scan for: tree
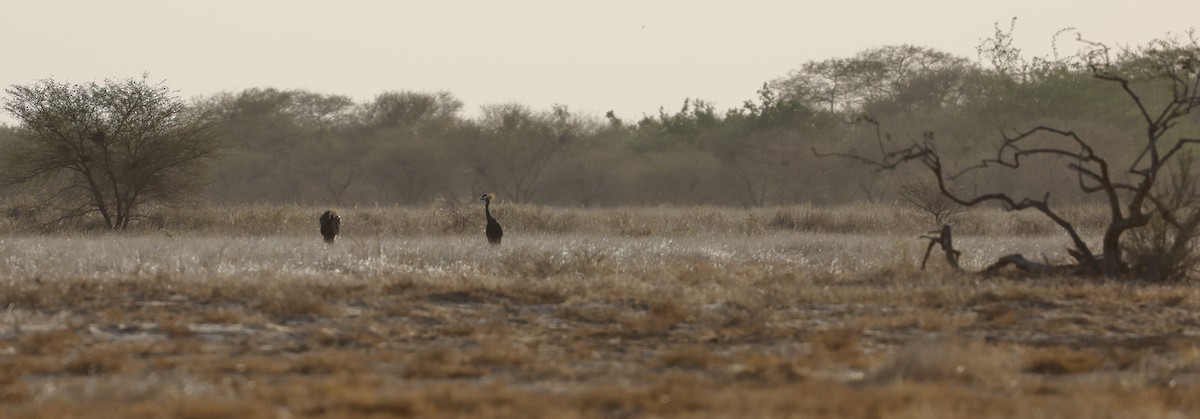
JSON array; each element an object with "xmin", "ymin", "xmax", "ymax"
[
  {"xmin": 199, "ymin": 88, "xmax": 322, "ymax": 203},
  {"xmin": 771, "ymin": 45, "xmax": 971, "ymax": 114},
  {"xmin": 364, "ymin": 134, "xmax": 451, "ymax": 204},
  {"xmin": 2, "ymin": 76, "xmax": 219, "ymax": 229},
  {"xmin": 359, "ymin": 90, "xmax": 462, "ymax": 133},
  {"xmin": 292, "ymin": 131, "xmax": 368, "ymax": 206},
  {"xmin": 898, "ymin": 178, "xmax": 965, "ymax": 226},
  {"xmin": 359, "ymin": 91, "xmax": 463, "ymax": 204},
  {"xmin": 826, "ymin": 34, "xmax": 1200, "ymax": 278},
  {"xmin": 462, "ymin": 104, "xmax": 577, "ymax": 203},
  {"xmin": 635, "ymin": 146, "xmax": 720, "ymax": 204},
  {"xmin": 200, "ymin": 88, "xmax": 362, "ymax": 204},
  {"xmin": 285, "ymin": 93, "xmax": 362, "ymax": 205},
  {"xmin": 543, "ymin": 122, "xmax": 633, "ymax": 207},
  {"xmin": 715, "ymin": 86, "xmax": 825, "ymax": 206}
]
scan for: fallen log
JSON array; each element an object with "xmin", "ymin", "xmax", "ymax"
[
  {"xmin": 980, "ymin": 253, "xmax": 1055, "ymax": 275},
  {"xmin": 920, "ymin": 225, "xmax": 1081, "ymax": 277}
]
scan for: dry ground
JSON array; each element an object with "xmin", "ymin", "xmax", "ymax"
[{"xmin": 0, "ymin": 205, "xmax": 1198, "ymax": 418}]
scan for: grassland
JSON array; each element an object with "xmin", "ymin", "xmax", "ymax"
[{"xmin": 1, "ymin": 203, "xmax": 1198, "ymax": 418}]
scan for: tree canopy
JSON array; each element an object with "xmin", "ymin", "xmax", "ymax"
[
  {"xmin": 2, "ymin": 76, "xmax": 219, "ymax": 229},
  {"xmin": 2, "ymin": 27, "xmax": 1197, "ymax": 214}
]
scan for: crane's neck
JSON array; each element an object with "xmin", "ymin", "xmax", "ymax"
[{"xmin": 485, "ymin": 200, "xmax": 494, "ymax": 220}]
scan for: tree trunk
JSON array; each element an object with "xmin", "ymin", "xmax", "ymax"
[{"xmin": 1100, "ymin": 224, "xmax": 1128, "ymax": 277}]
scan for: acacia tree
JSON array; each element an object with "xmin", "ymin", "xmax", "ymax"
[
  {"xmin": 2, "ymin": 76, "xmax": 219, "ymax": 229},
  {"xmin": 828, "ymin": 35, "xmax": 1200, "ymax": 277}
]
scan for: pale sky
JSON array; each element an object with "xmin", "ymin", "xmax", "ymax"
[{"xmin": 1, "ymin": 0, "xmax": 1196, "ymax": 121}]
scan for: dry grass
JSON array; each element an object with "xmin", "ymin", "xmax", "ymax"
[
  {"xmin": 0, "ymin": 204, "xmax": 1197, "ymax": 418},
  {"xmin": 0, "ymin": 201, "xmax": 1112, "ymax": 237}
]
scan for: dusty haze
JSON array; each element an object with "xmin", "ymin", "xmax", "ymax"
[{"xmin": 2, "ymin": 0, "xmax": 1196, "ymax": 120}]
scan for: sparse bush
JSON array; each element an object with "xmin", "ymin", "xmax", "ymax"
[
  {"xmin": 606, "ymin": 209, "xmax": 656, "ymax": 236},
  {"xmin": 898, "ymin": 179, "xmax": 965, "ymax": 227},
  {"xmin": 1124, "ymin": 152, "xmax": 1200, "ymax": 282},
  {"xmin": 0, "ymin": 194, "xmax": 51, "ymax": 233},
  {"xmin": 432, "ymin": 195, "xmax": 474, "ymax": 234},
  {"xmin": 497, "ymin": 245, "xmax": 612, "ymax": 278}
]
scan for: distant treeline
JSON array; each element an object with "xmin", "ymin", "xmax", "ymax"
[{"xmin": 5, "ymin": 40, "xmax": 1199, "ymax": 208}]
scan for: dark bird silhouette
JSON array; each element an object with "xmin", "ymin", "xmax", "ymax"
[
  {"xmin": 319, "ymin": 210, "xmax": 341, "ymax": 243},
  {"xmin": 481, "ymin": 193, "xmax": 503, "ymax": 245}
]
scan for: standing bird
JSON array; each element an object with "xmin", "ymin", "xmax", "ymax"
[
  {"xmin": 481, "ymin": 193, "xmax": 503, "ymax": 245},
  {"xmin": 319, "ymin": 210, "xmax": 341, "ymax": 243}
]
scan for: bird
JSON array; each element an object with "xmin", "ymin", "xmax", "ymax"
[
  {"xmin": 481, "ymin": 193, "xmax": 503, "ymax": 245},
  {"xmin": 319, "ymin": 210, "xmax": 341, "ymax": 243}
]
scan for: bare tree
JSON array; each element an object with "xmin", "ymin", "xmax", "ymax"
[
  {"xmin": 823, "ymin": 35, "xmax": 1200, "ymax": 277},
  {"xmin": 3, "ymin": 76, "xmax": 219, "ymax": 230},
  {"xmin": 722, "ymin": 129, "xmax": 797, "ymax": 206},
  {"xmin": 898, "ymin": 178, "xmax": 965, "ymax": 226},
  {"xmin": 283, "ymin": 92, "xmax": 362, "ymax": 205},
  {"xmin": 464, "ymin": 104, "xmax": 577, "ymax": 203},
  {"xmin": 293, "ymin": 135, "xmax": 366, "ymax": 206}
]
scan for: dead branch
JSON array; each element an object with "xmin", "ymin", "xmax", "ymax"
[
  {"xmin": 817, "ymin": 36, "xmax": 1200, "ymax": 279},
  {"xmin": 978, "ymin": 254, "xmax": 1077, "ymax": 277},
  {"xmin": 918, "ymin": 225, "xmax": 1087, "ymax": 277},
  {"xmin": 919, "ymin": 224, "xmax": 961, "ymax": 271}
]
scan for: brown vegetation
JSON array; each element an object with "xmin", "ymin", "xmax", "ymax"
[{"xmin": 0, "ymin": 205, "xmax": 1197, "ymax": 417}]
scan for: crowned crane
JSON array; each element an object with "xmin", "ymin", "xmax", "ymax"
[
  {"xmin": 319, "ymin": 210, "xmax": 341, "ymax": 243},
  {"xmin": 481, "ymin": 193, "xmax": 503, "ymax": 245}
]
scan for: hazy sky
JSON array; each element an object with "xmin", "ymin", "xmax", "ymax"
[{"xmin": 1, "ymin": 0, "xmax": 1196, "ymax": 121}]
